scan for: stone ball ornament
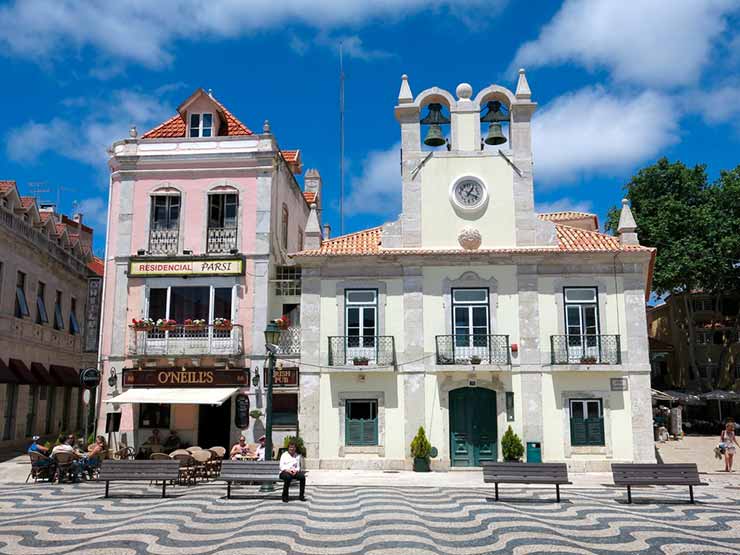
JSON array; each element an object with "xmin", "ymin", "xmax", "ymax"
[
  {"xmin": 456, "ymin": 82, "xmax": 473, "ymax": 100},
  {"xmin": 458, "ymin": 226, "xmax": 482, "ymax": 250}
]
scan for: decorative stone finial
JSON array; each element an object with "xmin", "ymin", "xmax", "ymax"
[
  {"xmin": 515, "ymin": 68, "xmax": 532, "ymax": 100},
  {"xmin": 398, "ymin": 74, "xmax": 413, "ymax": 104},
  {"xmin": 458, "ymin": 226, "xmax": 482, "ymax": 250},
  {"xmin": 617, "ymin": 198, "xmax": 639, "ymax": 245},
  {"xmin": 207, "ymin": 88, "xmax": 214, "ymax": 98},
  {"xmin": 263, "ymin": 120, "xmax": 271, "ymax": 134},
  {"xmin": 129, "ymin": 125, "xmax": 137, "ymax": 138},
  {"xmin": 456, "ymin": 82, "xmax": 473, "ymax": 100}
]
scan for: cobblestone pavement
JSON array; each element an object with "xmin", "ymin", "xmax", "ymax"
[{"xmin": 0, "ymin": 481, "xmax": 739, "ymax": 555}]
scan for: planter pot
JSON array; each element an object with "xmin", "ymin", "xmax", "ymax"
[
  {"xmin": 183, "ymin": 325, "xmax": 206, "ymax": 332},
  {"xmin": 134, "ymin": 326, "xmax": 153, "ymax": 332},
  {"xmin": 214, "ymin": 325, "xmax": 233, "ymax": 332},
  {"xmin": 353, "ymin": 360, "xmax": 369, "ymax": 366},
  {"xmin": 470, "ymin": 358, "xmax": 482, "ymax": 365},
  {"xmin": 413, "ymin": 457, "xmax": 431, "ymax": 472},
  {"xmin": 158, "ymin": 326, "xmax": 176, "ymax": 332}
]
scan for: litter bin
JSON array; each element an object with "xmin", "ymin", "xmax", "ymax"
[{"xmin": 526, "ymin": 442, "xmax": 542, "ymax": 463}]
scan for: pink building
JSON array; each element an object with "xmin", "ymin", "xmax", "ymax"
[{"xmin": 97, "ymin": 89, "xmax": 319, "ymax": 453}]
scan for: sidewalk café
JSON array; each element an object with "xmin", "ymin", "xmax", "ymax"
[{"xmin": 106, "ymin": 368, "xmax": 250, "ymax": 456}]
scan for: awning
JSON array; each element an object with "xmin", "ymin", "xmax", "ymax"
[
  {"xmin": 651, "ymin": 388, "xmax": 676, "ymax": 402},
  {"xmin": 49, "ymin": 365, "xmax": 80, "ymax": 387},
  {"xmin": 8, "ymin": 358, "xmax": 39, "ymax": 385},
  {"xmin": 0, "ymin": 359, "xmax": 19, "ymax": 384},
  {"xmin": 30, "ymin": 362, "xmax": 57, "ymax": 385},
  {"xmin": 106, "ymin": 388, "xmax": 238, "ymax": 406}
]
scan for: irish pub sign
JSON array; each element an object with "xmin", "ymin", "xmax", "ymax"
[{"xmin": 123, "ymin": 368, "xmax": 248, "ymax": 388}]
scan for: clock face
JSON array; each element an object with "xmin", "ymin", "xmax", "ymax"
[{"xmin": 454, "ymin": 180, "xmax": 484, "ymax": 208}]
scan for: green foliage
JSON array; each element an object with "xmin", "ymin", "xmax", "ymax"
[
  {"xmin": 410, "ymin": 426, "xmax": 432, "ymax": 459},
  {"xmin": 501, "ymin": 426, "xmax": 524, "ymax": 462},
  {"xmin": 249, "ymin": 409, "xmax": 263, "ymax": 419},
  {"xmin": 283, "ymin": 435, "xmax": 307, "ymax": 457}
]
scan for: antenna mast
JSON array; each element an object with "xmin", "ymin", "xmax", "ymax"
[{"xmin": 339, "ymin": 42, "xmax": 345, "ymax": 236}]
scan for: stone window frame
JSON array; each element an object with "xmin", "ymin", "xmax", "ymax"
[
  {"xmin": 561, "ymin": 389, "xmax": 613, "ymax": 458},
  {"xmin": 442, "ymin": 271, "xmax": 499, "ymax": 335},
  {"xmin": 144, "ymin": 184, "xmax": 185, "ymax": 254},
  {"xmin": 201, "ymin": 182, "xmax": 242, "ymax": 254},
  {"xmin": 335, "ymin": 280, "xmax": 388, "ymax": 338},
  {"xmin": 338, "ymin": 391, "xmax": 385, "ymax": 456},
  {"xmin": 552, "ymin": 277, "xmax": 610, "ymax": 336}
]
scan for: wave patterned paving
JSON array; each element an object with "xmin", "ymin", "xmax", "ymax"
[{"xmin": 0, "ymin": 483, "xmax": 738, "ymax": 554}]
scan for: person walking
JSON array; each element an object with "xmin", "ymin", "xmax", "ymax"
[
  {"xmin": 722, "ymin": 421, "xmax": 739, "ymax": 472},
  {"xmin": 279, "ymin": 440, "xmax": 306, "ymax": 503}
]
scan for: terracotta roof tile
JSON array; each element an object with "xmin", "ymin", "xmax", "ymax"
[
  {"xmin": 538, "ymin": 211, "xmax": 595, "ymax": 222},
  {"xmin": 19, "ymin": 197, "xmax": 36, "ymax": 209},
  {"xmin": 87, "ymin": 257, "xmax": 104, "ymax": 277},
  {"xmin": 303, "ymin": 227, "xmax": 382, "ymax": 255},
  {"xmin": 54, "ymin": 223, "xmax": 67, "ymax": 236},
  {"xmin": 0, "ymin": 180, "xmax": 17, "ymax": 193},
  {"xmin": 303, "ymin": 191, "xmax": 317, "ymax": 204},
  {"xmin": 282, "ymin": 150, "xmax": 299, "ymax": 163}
]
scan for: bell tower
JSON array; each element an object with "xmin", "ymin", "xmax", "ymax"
[{"xmin": 387, "ymin": 71, "xmax": 552, "ymax": 250}]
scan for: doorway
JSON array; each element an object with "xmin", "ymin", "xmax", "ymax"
[
  {"xmin": 198, "ymin": 398, "xmax": 232, "ymax": 449},
  {"xmin": 449, "ymin": 387, "xmax": 497, "ymax": 466}
]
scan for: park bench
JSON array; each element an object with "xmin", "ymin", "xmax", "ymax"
[
  {"xmin": 99, "ymin": 460, "xmax": 180, "ymax": 498},
  {"xmin": 611, "ymin": 463, "xmax": 707, "ymax": 504},
  {"xmin": 482, "ymin": 462, "xmax": 572, "ymax": 502},
  {"xmin": 218, "ymin": 460, "xmax": 281, "ymax": 499}
]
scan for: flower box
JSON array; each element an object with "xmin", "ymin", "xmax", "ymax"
[
  {"xmin": 213, "ymin": 318, "xmax": 233, "ymax": 331},
  {"xmin": 580, "ymin": 356, "xmax": 597, "ymax": 364},
  {"xmin": 183, "ymin": 324, "xmax": 206, "ymax": 332},
  {"xmin": 353, "ymin": 358, "xmax": 369, "ymax": 366},
  {"xmin": 470, "ymin": 356, "xmax": 482, "ymax": 365}
]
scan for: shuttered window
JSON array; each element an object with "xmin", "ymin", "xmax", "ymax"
[
  {"xmin": 345, "ymin": 399, "xmax": 378, "ymax": 446},
  {"xmin": 569, "ymin": 399, "xmax": 605, "ymax": 446}
]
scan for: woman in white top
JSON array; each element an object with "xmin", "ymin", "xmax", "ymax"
[
  {"xmin": 722, "ymin": 421, "xmax": 739, "ymax": 472},
  {"xmin": 278, "ymin": 440, "xmax": 306, "ymax": 502}
]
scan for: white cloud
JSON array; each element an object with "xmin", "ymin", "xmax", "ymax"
[
  {"xmin": 76, "ymin": 197, "xmax": 108, "ymax": 230},
  {"xmin": 0, "ymin": 0, "xmax": 491, "ymax": 68},
  {"xmin": 532, "ymin": 87, "xmax": 680, "ymax": 186},
  {"xmin": 535, "ymin": 198, "xmax": 593, "ymax": 215},
  {"xmin": 345, "ymin": 143, "xmax": 401, "ymax": 217},
  {"xmin": 691, "ymin": 83, "xmax": 740, "ymax": 125},
  {"xmin": 6, "ymin": 90, "xmax": 170, "ymax": 167},
  {"xmin": 512, "ymin": 0, "xmax": 739, "ymax": 87}
]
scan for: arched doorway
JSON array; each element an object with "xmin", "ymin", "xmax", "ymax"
[{"xmin": 449, "ymin": 387, "xmax": 497, "ymax": 467}]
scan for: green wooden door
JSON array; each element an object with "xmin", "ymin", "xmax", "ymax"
[{"xmin": 449, "ymin": 387, "xmax": 497, "ymax": 467}]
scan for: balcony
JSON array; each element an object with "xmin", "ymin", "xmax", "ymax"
[
  {"xmin": 275, "ymin": 327, "xmax": 301, "ymax": 356},
  {"xmin": 550, "ymin": 335, "xmax": 621, "ymax": 365},
  {"xmin": 435, "ymin": 335, "xmax": 510, "ymax": 365},
  {"xmin": 207, "ymin": 227, "xmax": 238, "ymax": 254},
  {"xmin": 328, "ymin": 336, "xmax": 396, "ymax": 367},
  {"xmin": 148, "ymin": 228, "xmax": 179, "ymax": 255},
  {"xmin": 128, "ymin": 324, "xmax": 243, "ymax": 357}
]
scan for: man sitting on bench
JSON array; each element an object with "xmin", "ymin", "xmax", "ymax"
[{"xmin": 279, "ymin": 440, "xmax": 306, "ymax": 503}]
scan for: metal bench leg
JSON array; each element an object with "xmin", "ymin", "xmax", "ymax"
[
  {"xmin": 105, "ymin": 481, "xmax": 109, "ymax": 498},
  {"xmin": 556, "ymin": 484, "xmax": 561, "ymax": 503},
  {"xmin": 162, "ymin": 481, "xmax": 166, "ymax": 498},
  {"xmin": 627, "ymin": 485, "xmax": 632, "ymax": 504},
  {"xmin": 227, "ymin": 481, "xmax": 231, "ymax": 499},
  {"xmin": 494, "ymin": 483, "xmax": 499, "ymax": 501},
  {"xmin": 689, "ymin": 485, "xmax": 694, "ymax": 504}
]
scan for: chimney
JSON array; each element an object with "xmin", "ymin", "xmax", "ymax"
[
  {"xmin": 323, "ymin": 223, "xmax": 331, "ymax": 240},
  {"xmin": 617, "ymin": 198, "xmax": 639, "ymax": 245},
  {"xmin": 304, "ymin": 168, "xmax": 322, "ymax": 210}
]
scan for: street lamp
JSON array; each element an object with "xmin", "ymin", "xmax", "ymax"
[{"xmin": 260, "ymin": 321, "xmax": 281, "ymax": 492}]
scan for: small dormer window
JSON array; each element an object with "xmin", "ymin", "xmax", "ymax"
[{"xmin": 189, "ymin": 113, "xmax": 213, "ymax": 137}]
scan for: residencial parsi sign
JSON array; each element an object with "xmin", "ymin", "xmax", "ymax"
[{"xmin": 128, "ymin": 257, "xmax": 244, "ymax": 277}]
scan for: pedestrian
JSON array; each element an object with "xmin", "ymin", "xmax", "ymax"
[
  {"xmin": 721, "ymin": 421, "xmax": 739, "ymax": 472},
  {"xmin": 279, "ymin": 440, "xmax": 306, "ymax": 503}
]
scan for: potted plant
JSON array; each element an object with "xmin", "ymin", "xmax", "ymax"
[
  {"xmin": 132, "ymin": 318, "xmax": 154, "ymax": 331},
  {"xmin": 501, "ymin": 425, "xmax": 524, "ymax": 462},
  {"xmin": 410, "ymin": 426, "xmax": 432, "ymax": 472},
  {"xmin": 273, "ymin": 315, "xmax": 291, "ymax": 330},
  {"xmin": 183, "ymin": 318, "xmax": 206, "ymax": 332},
  {"xmin": 213, "ymin": 317, "xmax": 233, "ymax": 331},
  {"xmin": 580, "ymin": 355, "xmax": 597, "ymax": 364},
  {"xmin": 353, "ymin": 356, "xmax": 369, "ymax": 366},
  {"xmin": 156, "ymin": 318, "xmax": 177, "ymax": 332},
  {"xmin": 470, "ymin": 355, "xmax": 482, "ymax": 365},
  {"xmin": 249, "ymin": 409, "xmax": 263, "ymax": 420},
  {"xmin": 282, "ymin": 435, "xmax": 307, "ymax": 457}
]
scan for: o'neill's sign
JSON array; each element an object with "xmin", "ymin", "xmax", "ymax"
[
  {"xmin": 128, "ymin": 257, "xmax": 244, "ymax": 277},
  {"xmin": 123, "ymin": 368, "xmax": 248, "ymax": 388}
]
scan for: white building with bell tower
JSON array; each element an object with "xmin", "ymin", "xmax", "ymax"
[{"xmin": 293, "ymin": 71, "xmax": 656, "ymax": 471}]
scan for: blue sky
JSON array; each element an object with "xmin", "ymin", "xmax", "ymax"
[{"xmin": 0, "ymin": 0, "xmax": 739, "ymax": 255}]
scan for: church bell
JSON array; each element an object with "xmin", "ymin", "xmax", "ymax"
[
  {"xmin": 420, "ymin": 103, "xmax": 450, "ymax": 147},
  {"xmin": 481, "ymin": 100, "xmax": 508, "ymax": 146}
]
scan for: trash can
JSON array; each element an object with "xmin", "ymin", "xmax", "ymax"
[{"xmin": 526, "ymin": 442, "xmax": 542, "ymax": 463}]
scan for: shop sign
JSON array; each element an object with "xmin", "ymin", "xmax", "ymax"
[
  {"xmin": 263, "ymin": 366, "xmax": 299, "ymax": 387},
  {"xmin": 128, "ymin": 257, "xmax": 244, "ymax": 277},
  {"xmin": 610, "ymin": 377, "xmax": 629, "ymax": 391},
  {"xmin": 234, "ymin": 394, "xmax": 250, "ymax": 429},
  {"xmin": 85, "ymin": 277, "xmax": 102, "ymax": 352},
  {"xmin": 80, "ymin": 367, "xmax": 101, "ymax": 389},
  {"xmin": 123, "ymin": 368, "xmax": 249, "ymax": 388}
]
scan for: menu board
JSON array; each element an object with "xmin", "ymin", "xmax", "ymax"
[{"xmin": 234, "ymin": 394, "xmax": 250, "ymax": 429}]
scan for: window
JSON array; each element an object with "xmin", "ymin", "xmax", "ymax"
[
  {"xmin": 345, "ymin": 290, "xmax": 377, "ymax": 352},
  {"xmin": 138, "ymin": 404, "xmax": 171, "ymax": 429},
  {"xmin": 150, "ymin": 195, "xmax": 180, "ymax": 231},
  {"xmin": 3, "ymin": 383, "xmax": 19, "ymax": 440},
  {"xmin": 147, "ymin": 286, "xmax": 233, "ymax": 323},
  {"xmin": 53, "ymin": 290, "xmax": 64, "ymax": 330},
  {"xmin": 345, "ymin": 399, "xmax": 378, "ymax": 446},
  {"xmin": 692, "ymin": 298, "xmax": 715, "ymax": 312},
  {"xmin": 208, "ymin": 194, "xmax": 238, "ymax": 229},
  {"xmin": 14, "ymin": 271, "xmax": 29, "ymax": 318},
  {"xmin": 189, "ymin": 113, "xmax": 213, "ymax": 138},
  {"xmin": 505, "ymin": 392, "xmax": 515, "ymax": 422},
  {"xmin": 273, "ymin": 393, "xmax": 298, "ymax": 426},
  {"xmin": 274, "ymin": 266, "xmax": 301, "ymax": 296},
  {"xmin": 26, "ymin": 385, "xmax": 38, "ymax": 437},
  {"xmin": 36, "ymin": 281, "xmax": 48, "ymax": 324},
  {"xmin": 281, "ymin": 205, "xmax": 289, "ymax": 250},
  {"xmin": 69, "ymin": 297, "xmax": 80, "ymax": 335},
  {"xmin": 569, "ymin": 399, "xmax": 605, "ymax": 446},
  {"xmin": 452, "ymin": 288, "xmax": 489, "ymax": 350},
  {"xmin": 564, "ymin": 287, "xmax": 599, "ymax": 356},
  {"xmin": 45, "ymin": 386, "xmax": 55, "ymax": 434},
  {"xmin": 62, "ymin": 387, "xmax": 71, "ymax": 430}
]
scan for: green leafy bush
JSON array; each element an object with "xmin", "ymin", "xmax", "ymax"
[
  {"xmin": 283, "ymin": 435, "xmax": 307, "ymax": 457},
  {"xmin": 501, "ymin": 426, "xmax": 524, "ymax": 462},
  {"xmin": 249, "ymin": 410, "xmax": 263, "ymax": 419},
  {"xmin": 410, "ymin": 426, "xmax": 432, "ymax": 459}
]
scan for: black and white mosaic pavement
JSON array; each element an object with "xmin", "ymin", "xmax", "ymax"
[{"xmin": 0, "ymin": 481, "xmax": 738, "ymax": 554}]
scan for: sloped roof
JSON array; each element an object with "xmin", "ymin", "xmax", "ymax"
[
  {"xmin": 19, "ymin": 197, "xmax": 36, "ymax": 209},
  {"xmin": 87, "ymin": 256, "xmax": 104, "ymax": 277},
  {"xmin": 303, "ymin": 192, "xmax": 317, "ymax": 204},
  {"xmin": 0, "ymin": 180, "xmax": 17, "ymax": 194},
  {"xmin": 538, "ymin": 211, "xmax": 599, "ymax": 231}
]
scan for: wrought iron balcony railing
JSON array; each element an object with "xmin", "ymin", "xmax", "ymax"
[
  {"xmin": 207, "ymin": 227, "xmax": 238, "ymax": 253},
  {"xmin": 148, "ymin": 228, "xmax": 179, "ymax": 255},
  {"xmin": 128, "ymin": 324, "xmax": 243, "ymax": 357},
  {"xmin": 275, "ymin": 327, "xmax": 301, "ymax": 355},
  {"xmin": 328, "ymin": 336, "xmax": 396, "ymax": 367},
  {"xmin": 435, "ymin": 335, "xmax": 511, "ymax": 365},
  {"xmin": 550, "ymin": 334, "xmax": 621, "ymax": 365}
]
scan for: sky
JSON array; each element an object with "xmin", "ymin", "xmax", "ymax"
[{"xmin": 0, "ymin": 0, "xmax": 739, "ymax": 255}]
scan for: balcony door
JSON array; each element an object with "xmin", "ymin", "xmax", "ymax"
[
  {"xmin": 564, "ymin": 287, "xmax": 600, "ymax": 362},
  {"xmin": 149, "ymin": 195, "xmax": 180, "ymax": 254},
  {"xmin": 345, "ymin": 290, "xmax": 377, "ymax": 362},
  {"xmin": 207, "ymin": 193, "xmax": 238, "ymax": 253},
  {"xmin": 452, "ymin": 288, "xmax": 489, "ymax": 360}
]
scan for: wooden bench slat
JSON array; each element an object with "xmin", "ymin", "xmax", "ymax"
[
  {"xmin": 100, "ymin": 460, "xmax": 181, "ymax": 498},
  {"xmin": 610, "ymin": 463, "xmax": 705, "ymax": 504},
  {"xmin": 480, "ymin": 463, "xmax": 570, "ymax": 502}
]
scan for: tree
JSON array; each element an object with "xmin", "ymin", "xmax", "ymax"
[{"xmin": 606, "ymin": 158, "xmax": 740, "ymax": 386}]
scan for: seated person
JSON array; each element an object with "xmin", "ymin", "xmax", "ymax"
[
  {"xmin": 279, "ymin": 440, "xmax": 306, "ymax": 503},
  {"xmin": 51, "ymin": 435, "xmax": 83, "ymax": 482},
  {"xmin": 28, "ymin": 435, "xmax": 49, "ymax": 455},
  {"xmin": 145, "ymin": 428, "xmax": 161, "ymax": 446},
  {"xmin": 80, "ymin": 436, "xmax": 107, "ymax": 479},
  {"xmin": 164, "ymin": 430, "xmax": 181, "ymax": 451},
  {"xmin": 256, "ymin": 435, "xmax": 266, "ymax": 461},
  {"xmin": 230, "ymin": 436, "xmax": 255, "ymax": 460}
]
